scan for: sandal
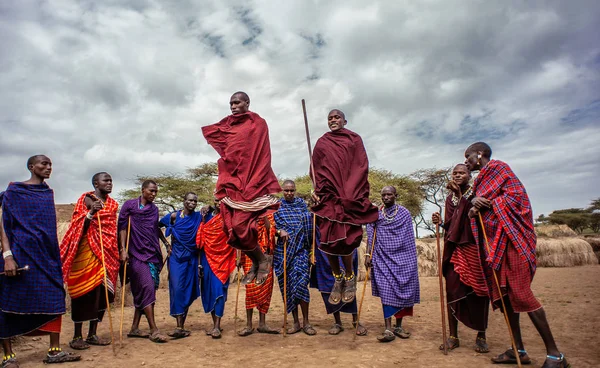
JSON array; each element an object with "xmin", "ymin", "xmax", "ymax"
[
  {"xmin": 377, "ymin": 329, "xmax": 396, "ymax": 343},
  {"xmin": 474, "ymin": 337, "xmax": 490, "ymax": 353},
  {"xmin": 168, "ymin": 328, "xmax": 191, "ymax": 339},
  {"xmin": 68, "ymin": 337, "xmax": 90, "ymax": 350},
  {"xmin": 352, "ymin": 321, "xmax": 368, "ymax": 336},
  {"xmin": 85, "ymin": 335, "xmax": 111, "ymax": 346},
  {"xmin": 241, "ymin": 264, "xmax": 257, "ymax": 285},
  {"xmin": 302, "ymin": 324, "xmax": 317, "ymax": 336},
  {"xmin": 328, "ymin": 275, "xmax": 344, "ymax": 305},
  {"xmin": 43, "ymin": 350, "xmax": 81, "ymax": 364},
  {"xmin": 440, "ymin": 336, "xmax": 459, "ymax": 351},
  {"xmin": 286, "ymin": 324, "xmax": 302, "ymax": 335},
  {"xmin": 393, "ymin": 326, "xmax": 411, "ymax": 339},
  {"xmin": 237, "ymin": 327, "xmax": 255, "ymax": 337},
  {"xmin": 127, "ymin": 329, "xmax": 149, "ymax": 339},
  {"xmin": 491, "ymin": 348, "xmax": 532, "ymax": 365},
  {"xmin": 541, "ymin": 353, "xmax": 570, "ymax": 368},
  {"xmin": 328, "ymin": 323, "xmax": 344, "ymax": 335},
  {"xmin": 255, "ymin": 255, "xmax": 272, "ymax": 286},
  {"xmin": 210, "ymin": 329, "xmax": 222, "ymax": 339},
  {"xmin": 342, "ymin": 274, "xmax": 356, "ymax": 303},
  {"xmin": 149, "ymin": 331, "xmax": 168, "ymax": 343},
  {"xmin": 2, "ymin": 354, "xmax": 18, "ymax": 368}
]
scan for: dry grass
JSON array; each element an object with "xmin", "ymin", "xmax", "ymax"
[
  {"xmin": 535, "ymin": 224, "xmax": 577, "ymax": 237},
  {"xmin": 536, "ymin": 237, "xmax": 597, "ymax": 267},
  {"xmin": 580, "ymin": 237, "xmax": 600, "ymax": 264}
]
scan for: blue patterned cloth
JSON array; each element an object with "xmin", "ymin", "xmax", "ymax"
[
  {"xmin": 366, "ymin": 204, "xmax": 420, "ymax": 309},
  {"xmin": 0, "ymin": 183, "xmax": 65, "ymax": 338},
  {"xmin": 274, "ymin": 197, "xmax": 315, "ymax": 313},
  {"xmin": 310, "ymin": 248, "xmax": 358, "ymax": 314}
]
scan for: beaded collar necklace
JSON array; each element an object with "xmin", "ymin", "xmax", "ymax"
[
  {"xmin": 382, "ymin": 204, "xmax": 399, "ymax": 221},
  {"xmin": 451, "ymin": 185, "xmax": 473, "ymax": 206}
]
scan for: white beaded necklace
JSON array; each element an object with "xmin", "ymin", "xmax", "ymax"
[{"xmin": 382, "ymin": 204, "xmax": 398, "ymax": 221}]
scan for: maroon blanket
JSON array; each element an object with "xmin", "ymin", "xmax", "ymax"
[
  {"xmin": 311, "ymin": 128, "xmax": 378, "ymax": 255},
  {"xmin": 202, "ymin": 111, "xmax": 281, "ymax": 202}
]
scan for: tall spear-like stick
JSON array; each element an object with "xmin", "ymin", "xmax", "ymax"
[
  {"xmin": 435, "ymin": 223, "xmax": 448, "ymax": 355},
  {"xmin": 119, "ymin": 218, "xmax": 131, "ymax": 347},
  {"xmin": 354, "ymin": 226, "xmax": 377, "ymax": 341},
  {"xmin": 97, "ymin": 213, "xmax": 116, "ymax": 355},
  {"xmin": 302, "ymin": 99, "xmax": 318, "ymax": 267},
  {"xmin": 282, "ymin": 240, "xmax": 288, "ymax": 337},
  {"xmin": 478, "ymin": 213, "xmax": 522, "ymax": 368},
  {"xmin": 234, "ymin": 250, "xmax": 242, "ymax": 335}
]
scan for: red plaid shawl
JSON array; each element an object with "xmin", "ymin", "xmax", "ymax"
[
  {"xmin": 471, "ymin": 160, "xmax": 537, "ymax": 275},
  {"xmin": 60, "ymin": 192, "xmax": 120, "ymax": 291}
]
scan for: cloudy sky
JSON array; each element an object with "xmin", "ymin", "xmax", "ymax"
[{"xmin": 1, "ymin": 0, "xmax": 599, "ymax": 219}]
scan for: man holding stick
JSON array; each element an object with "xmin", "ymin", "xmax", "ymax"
[
  {"xmin": 202, "ymin": 92, "xmax": 281, "ymax": 286},
  {"xmin": 365, "ymin": 186, "xmax": 419, "ymax": 343},
  {"xmin": 432, "ymin": 164, "xmax": 490, "ymax": 353},
  {"xmin": 0, "ymin": 155, "xmax": 81, "ymax": 366},
  {"xmin": 119, "ymin": 180, "xmax": 171, "ymax": 343},
  {"xmin": 60, "ymin": 172, "xmax": 120, "ymax": 349},
  {"xmin": 465, "ymin": 142, "xmax": 569, "ymax": 368},
  {"xmin": 274, "ymin": 180, "xmax": 316, "ymax": 335},
  {"xmin": 311, "ymin": 109, "xmax": 379, "ymax": 305}
]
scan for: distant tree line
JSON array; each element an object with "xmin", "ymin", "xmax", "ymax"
[{"xmin": 537, "ymin": 198, "xmax": 600, "ymax": 234}]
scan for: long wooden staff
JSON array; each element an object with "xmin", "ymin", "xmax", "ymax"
[
  {"xmin": 282, "ymin": 239, "xmax": 288, "ymax": 337},
  {"xmin": 478, "ymin": 213, "xmax": 522, "ymax": 368},
  {"xmin": 97, "ymin": 212, "xmax": 116, "ymax": 355},
  {"xmin": 234, "ymin": 250, "xmax": 242, "ymax": 335},
  {"xmin": 435, "ymin": 223, "xmax": 448, "ymax": 355},
  {"xmin": 302, "ymin": 99, "xmax": 318, "ymax": 267},
  {"xmin": 354, "ymin": 226, "xmax": 377, "ymax": 341},
  {"xmin": 119, "ymin": 218, "xmax": 131, "ymax": 347}
]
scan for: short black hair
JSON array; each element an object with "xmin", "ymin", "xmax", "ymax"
[
  {"xmin": 141, "ymin": 179, "xmax": 158, "ymax": 189},
  {"xmin": 91, "ymin": 172, "xmax": 110, "ymax": 187},
  {"xmin": 231, "ymin": 91, "xmax": 250, "ymax": 102},
  {"xmin": 26, "ymin": 154, "xmax": 47, "ymax": 169},
  {"xmin": 467, "ymin": 142, "xmax": 492, "ymax": 159},
  {"xmin": 183, "ymin": 191, "xmax": 197, "ymax": 199},
  {"xmin": 328, "ymin": 109, "xmax": 346, "ymax": 120},
  {"xmin": 282, "ymin": 179, "xmax": 295, "ymax": 186},
  {"xmin": 453, "ymin": 163, "xmax": 470, "ymax": 172},
  {"xmin": 381, "ymin": 185, "xmax": 397, "ymax": 194}
]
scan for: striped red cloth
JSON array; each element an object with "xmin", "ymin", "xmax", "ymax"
[
  {"xmin": 196, "ymin": 213, "xmax": 236, "ymax": 284},
  {"xmin": 243, "ymin": 214, "xmax": 275, "ymax": 314},
  {"xmin": 60, "ymin": 192, "xmax": 120, "ymax": 294}
]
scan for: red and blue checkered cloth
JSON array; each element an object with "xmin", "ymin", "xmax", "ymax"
[{"xmin": 471, "ymin": 160, "xmax": 537, "ymax": 276}]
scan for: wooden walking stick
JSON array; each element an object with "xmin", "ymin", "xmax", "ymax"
[
  {"xmin": 478, "ymin": 212, "xmax": 522, "ymax": 368},
  {"xmin": 354, "ymin": 226, "xmax": 377, "ymax": 341},
  {"xmin": 97, "ymin": 212, "xmax": 116, "ymax": 355},
  {"xmin": 234, "ymin": 250, "xmax": 242, "ymax": 335},
  {"xmin": 119, "ymin": 218, "xmax": 131, "ymax": 347},
  {"xmin": 435, "ymin": 223, "xmax": 449, "ymax": 355},
  {"xmin": 282, "ymin": 239, "xmax": 288, "ymax": 337},
  {"xmin": 302, "ymin": 99, "xmax": 318, "ymax": 268}
]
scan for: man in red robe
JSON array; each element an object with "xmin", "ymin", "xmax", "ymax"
[
  {"xmin": 202, "ymin": 92, "xmax": 281, "ymax": 286},
  {"xmin": 466, "ymin": 142, "xmax": 568, "ymax": 368},
  {"xmin": 311, "ymin": 109, "xmax": 379, "ymax": 306}
]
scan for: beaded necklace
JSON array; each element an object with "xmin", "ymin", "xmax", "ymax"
[
  {"xmin": 382, "ymin": 204, "xmax": 398, "ymax": 221},
  {"xmin": 451, "ymin": 185, "xmax": 473, "ymax": 206}
]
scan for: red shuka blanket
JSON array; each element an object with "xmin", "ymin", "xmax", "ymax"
[
  {"xmin": 471, "ymin": 160, "xmax": 537, "ymax": 276},
  {"xmin": 311, "ymin": 128, "xmax": 378, "ymax": 253},
  {"xmin": 196, "ymin": 213, "xmax": 236, "ymax": 284},
  {"xmin": 202, "ymin": 111, "xmax": 282, "ymax": 202},
  {"xmin": 60, "ymin": 192, "xmax": 120, "ymax": 292}
]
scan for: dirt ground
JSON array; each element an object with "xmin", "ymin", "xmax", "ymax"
[{"xmin": 12, "ymin": 265, "xmax": 600, "ymax": 367}]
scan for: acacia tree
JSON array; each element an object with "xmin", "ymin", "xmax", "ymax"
[
  {"xmin": 410, "ymin": 167, "xmax": 452, "ymax": 234},
  {"xmin": 119, "ymin": 163, "xmax": 218, "ymax": 214}
]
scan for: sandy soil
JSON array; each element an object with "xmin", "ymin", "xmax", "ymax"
[{"xmin": 12, "ymin": 265, "xmax": 600, "ymax": 367}]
